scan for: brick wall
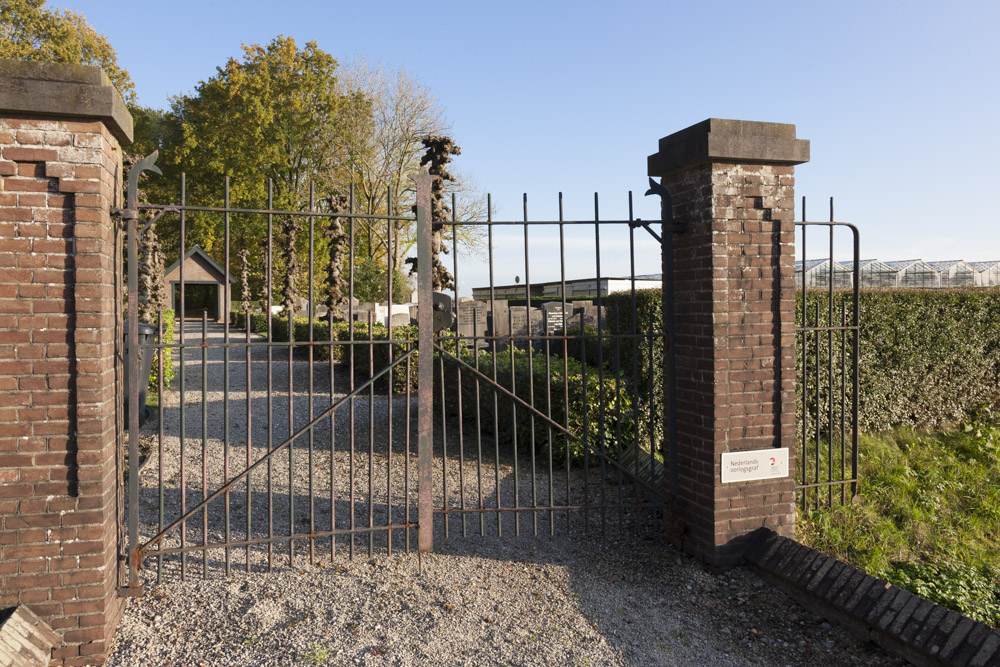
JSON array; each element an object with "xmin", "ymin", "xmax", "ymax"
[
  {"xmin": 650, "ymin": 119, "xmax": 806, "ymax": 567},
  {"xmin": 0, "ymin": 60, "xmax": 131, "ymax": 666}
]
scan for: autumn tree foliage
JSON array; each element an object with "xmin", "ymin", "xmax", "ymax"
[{"xmin": 0, "ymin": 0, "xmax": 135, "ymax": 102}]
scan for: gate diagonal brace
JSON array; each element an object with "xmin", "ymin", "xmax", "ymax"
[
  {"xmin": 132, "ymin": 348, "xmax": 417, "ymax": 570},
  {"xmin": 434, "ymin": 344, "xmax": 669, "ymax": 504}
]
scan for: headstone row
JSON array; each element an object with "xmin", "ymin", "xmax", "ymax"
[{"xmin": 288, "ymin": 296, "xmax": 607, "ymax": 338}]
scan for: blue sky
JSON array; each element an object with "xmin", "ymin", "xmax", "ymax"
[{"xmin": 64, "ymin": 0, "xmax": 1000, "ymax": 291}]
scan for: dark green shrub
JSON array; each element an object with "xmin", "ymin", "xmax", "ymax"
[
  {"xmin": 598, "ymin": 289, "xmax": 664, "ymax": 459},
  {"xmin": 149, "ymin": 309, "xmax": 175, "ymax": 390},
  {"xmin": 590, "ymin": 287, "xmax": 1000, "ymax": 433},
  {"xmin": 443, "ymin": 346, "xmax": 645, "ymax": 464},
  {"xmin": 331, "ymin": 321, "xmax": 419, "ymax": 392},
  {"xmin": 799, "ymin": 289, "xmax": 1000, "ymax": 432}
]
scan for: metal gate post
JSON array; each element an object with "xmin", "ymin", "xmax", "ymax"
[
  {"xmin": 413, "ymin": 168, "xmax": 435, "ymax": 554},
  {"xmin": 121, "ymin": 153, "xmax": 161, "ymax": 595},
  {"xmin": 125, "ymin": 202, "xmax": 140, "ymax": 591}
]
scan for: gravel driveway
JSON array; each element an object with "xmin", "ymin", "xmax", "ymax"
[{"xmin": 107, "ymin": 323, "xmax": 896, "ymax": 666}]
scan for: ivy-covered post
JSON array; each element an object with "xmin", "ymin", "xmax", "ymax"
[
  {"xmin": 417, "ymin": 135, "xmax": 460, "ymax": 292},
  {"xmin": 324, "ymin": 194, "xmax": 349, "ymax": 319},
  {"xmin": 238, "ymin": 248, "xmax": 251, "ymax": 326},
  {"xmin": 280, "ymin": 216, "xmax": 300, "ymax": 317}
]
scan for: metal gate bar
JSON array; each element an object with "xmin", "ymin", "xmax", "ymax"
[
  {"xmin": 796, "ymin": 197, "xmax": 860, "ymax": 508},
  {"xmin": 121, "ymin": 154, "xmax": 426, "ymax": 593},
  {"xmin": 430, "ymin": 190, "xmax": 672, "ymax": 540},
  {"xmin": 122, "ymin": 153, "xmax": 677, "ymax": 593}
]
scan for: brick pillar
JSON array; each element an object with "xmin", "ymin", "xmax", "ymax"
[
  {"xmin": 0, "ymin": 60, "xmax": 132, "ymax": 665},
  {"xmin": 649, "ymin": 118, "xmax": 807, "ymax": 568}
]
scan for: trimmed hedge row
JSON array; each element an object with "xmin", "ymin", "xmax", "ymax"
[
  {"xmin": 848, "ymin": 289, "xmax": 1000, "ymax": 431},
  {"xmin": 227, "ymin": 310, "xmax": 651, "ymax": 462},
  {"xmin": 223, "ymin": 287, "xmax": 1000, "ymax": 443},
  {"xmin": 594, "ymin": 288, "xmax": 1000, "ymax": 433}
]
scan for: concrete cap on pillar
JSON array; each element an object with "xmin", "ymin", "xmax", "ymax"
[
  {"xmin": 648, "ymin": 118, "xmax": 808, "ymax": 177},
  {"xmin": 0, "ymin": 59, "xmax": 133, "ymax": 144}
]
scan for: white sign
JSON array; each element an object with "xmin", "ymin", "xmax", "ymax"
[{"xmin": 721, "ymin": 448, "xmax": 789, "ymax": 483}]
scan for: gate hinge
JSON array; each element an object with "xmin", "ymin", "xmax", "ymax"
[
  {"xmin": 629, "ymin": 219, "xmax": 687, "ymax": 246},
  {"xmin": 640, "ymin": 178, "xmax": 687, "ymax": 245},
  {"xmin": 118, "ymin": 585, "xmax": 144, "ymax": 598}
]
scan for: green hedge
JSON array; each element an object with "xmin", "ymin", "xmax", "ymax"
[
  {"xmin": 590, "ymin": 287, "xmax": 1000, "ymax": 433},
  {"xmin": 444, "ymin": 346, "xmax": 645, "ymax": 463},
  {"xmin": 149, "ymin": 309, "xmax": 175, "ymax": 391},
  {"xmin": 800, "ymin": 289, "xmax": 1000, "ymax": 432},
  {"xmin": 554, "ymin": 290, "xmax": 664, "ymax": 457},
  {"xmin": 228, "ymin": 287, "xmax": 1000, "ymax": 437}
]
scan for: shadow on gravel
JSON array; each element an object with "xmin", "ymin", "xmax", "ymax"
[{"xmin": 127, "ymin": 324, "xmax": 896, "ymax": 665}]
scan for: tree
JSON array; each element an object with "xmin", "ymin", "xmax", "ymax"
[
  {"xmin": 0, "ymin": 0, "xmax": 135, "ymax": 103},
  {"xmin": 334, "ymin": 59, "xmax": 445, "ymax": 267},
  {"xmin": 334, "ymin": 59, "xmax": 488, "ymax": 278},
  {"xmin": 150, "ymin": 36, "xmax": 369, "ymax": 314},
  {"xmin": 279, "ymin": 217, "xmax": 300, "ymax": 318},
  {"xmin": 324, "ymin": 195, "xmax": 349, "ymax": 313},
  {"xmin": 137, "ymin": 222, "xmax": 167, "ymax": 324},
  {"xmin": 168, "ymin": 36, "xmax": 366, "ymax": 213},
  {"xmin": 238, "ymin": 248, "xmax": 253, "ymax": 312}
]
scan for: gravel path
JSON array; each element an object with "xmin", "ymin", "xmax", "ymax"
[{"xmin": 108, "ymin": 323, "xmax": 897, "ymax": 666}]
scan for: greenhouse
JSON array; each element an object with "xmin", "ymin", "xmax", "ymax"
[
  {"xmin": 795, "ymin": 258, "xmax": 855, "ymax": 289},
  {"xmin": 972, "ymin": 260, "xmax": 1000, "ymax": 286},
  {"xmin": 928, "ymin": 260, "xmax": 976, "ymax": 287},
  {"xmin": 854, "ymin": 259, "xmax": 898, "ymax": 288},
  {"xmin": 884, "ymin": 259, "xmax": 941, "ymax": 288}
]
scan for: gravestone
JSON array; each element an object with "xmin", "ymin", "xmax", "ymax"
[
  {"xmin": 292, "ymin": 296, "xmax": 310, "ymax": 318},
  {"xmin": 509, "ymin": 306, "xmax": 530, "ymax": 338},
  {"xmin": 542, "ymin": 302, "xmax": 568, "ymax": 335},
  {"xmin": 529, "ymin": 309, "xmax": 545, "ymax": 337},
  {"xmin": 389, "ymin": 312, "xmax": 410, "ymax": 328},
  {"xmin": 457, "ymin": 301, "xmax": 488, "ymax": 341},
  {"xmin": 488, "ymin": 306, "xmax": 509, "ymax": 338},
  {"xmin": 582, "ymin": 306, "xmax": 604, "ymax": 329}
]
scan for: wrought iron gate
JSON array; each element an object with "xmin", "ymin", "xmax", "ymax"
[
  {"xmin": 119, "ymin": 154, "xmax": 673, "ymax": 593},
  {"xmin": 795, "ymin": 197, "xmax": 860, "ymax": 508}
]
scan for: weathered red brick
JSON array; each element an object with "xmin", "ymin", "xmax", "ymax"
[{"xmin": 3, "ymin": 146, "xmax": 58, "ymax": 162}]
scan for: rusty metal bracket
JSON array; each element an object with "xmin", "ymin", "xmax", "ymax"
[
  {"xmin": 127, "ymin": 151, "xmax": 162, "ymax": 210},
  {"xmin": 114, "ymin": 150, "xmax": 164, "ymax": 224},
  {"xmin": 629, "ymin": 219, "xmax": 662, "ymax": 244},
  {"xmin": 643, "ymin": 177, "xmax": 687, "ymax": 237}
]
